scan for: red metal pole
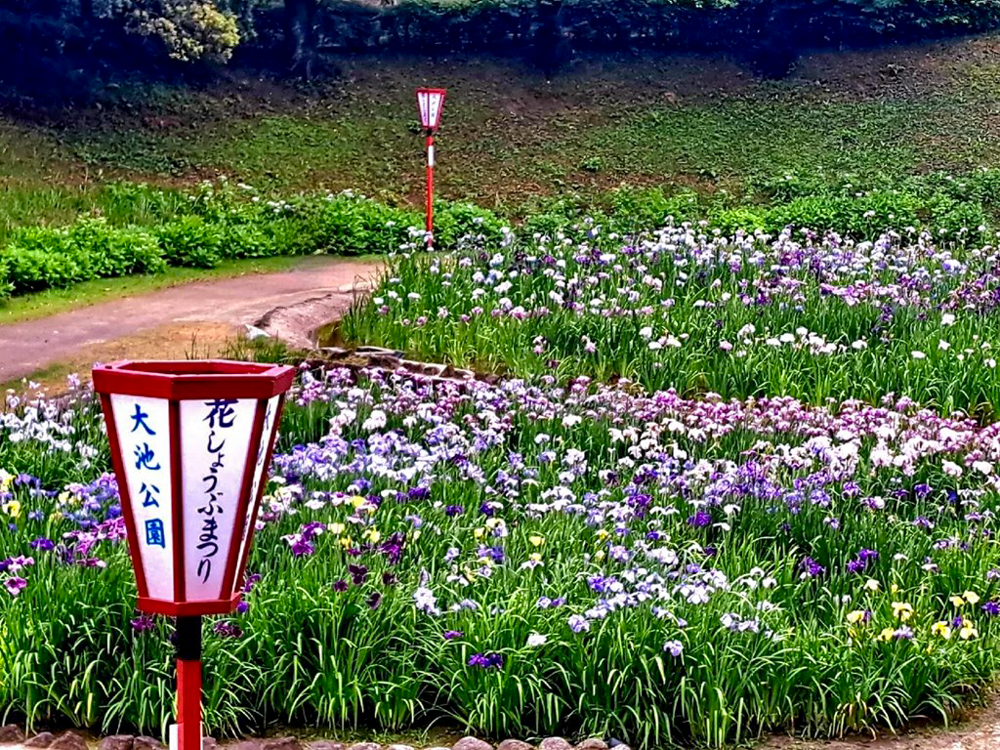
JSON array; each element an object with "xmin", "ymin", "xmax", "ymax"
[
  {"xmin": 176, "ymin": 616, "xmax": 202, "ymax": 750},
  {"xmin": 426, "ymin": 132, "xmax": 434, "ymax": 246}
]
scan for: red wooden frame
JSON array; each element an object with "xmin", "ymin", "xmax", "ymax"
[
  {"xmin": 93, "ymin": 360, "xmax": 294, "ymax": 617},
  {"xmin": 234, "ymin": 395, "xmax": 287, "ymax": 590}
]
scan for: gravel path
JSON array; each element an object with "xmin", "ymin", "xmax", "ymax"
[{"xmin": 0, "ymin": 257, "xmax": 381, "ymax": 383}]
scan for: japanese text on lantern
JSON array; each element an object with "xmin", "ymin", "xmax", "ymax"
[
  {"xmin": 109, "ymin": 394, "xmax": 175, "ymax": 600},
  {"xmin": 197, "ymin": 398, "xmax": 236, "ymax": 585},
  {"xmin": 131, "ymin": 403, "xmax": 166, "ymax": 547},
  {"xmin": 180, "ymin": 397, "xmax": 256, "ymax": 601}
]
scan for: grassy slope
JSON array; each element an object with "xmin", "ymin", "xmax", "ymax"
[{"xmin": 3, "ymin": 35, "xmax": 1000, "ymax": 233}]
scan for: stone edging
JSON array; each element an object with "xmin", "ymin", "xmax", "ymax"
[
  {"xmin": 0, "ymin": 727, "xmax": 631, "ymax": 750},
  {"xmin": 253, "ymin": 280, "xmax": 373, "ymax": 351}
]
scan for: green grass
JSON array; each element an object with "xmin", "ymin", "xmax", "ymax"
[
  {"xmin": 5, "ymin": 36, "xmax": 1000, "ymax": 231},
  {"xmin": 0, "ymin": 256, "xmax": 303, "ymax": 325}
]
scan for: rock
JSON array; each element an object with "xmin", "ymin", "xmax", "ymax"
[
  {"xmin": 25, "ymin": 733, "xmax": 56, "ymax": 748},
  {"xmin": 97, "ymin": 736, "xmax": 134, "ymax": 750},
  {"xmin": 133, "ymin": 736, "xmax": 166, "ymax": 750},
  {"xmin": 386, "ymin": 745, "xmax": 415, "ymax": 750},
  {"xmin": 346, "ymin": 743, "xmax": 381, "ymax": 750},
  {"xmin": 228, "ymin": 742, "xmax": 261, "ymax": 750},
  {"xmin": 538, "ymin": 739, "xmax": 571, "ymax": 750},
  {"xmin": 574, "ymin": 741, "xmax": 607, "ymax": 750},
  {"xmin": 262, "ymin": 738, "xmax": 302, "ymax": 750},
  {"xmin": 306, "ymin": 743, "xmax": 345, "ymax": 750},
  {"xmin": 337, "ymin": 282, "xmax": 371, "ymax": 294},
  {"xmin": 452, "ymin": 738, "xmax": 493, "ymax": 750},
  {"xmin": 50, "ymin": 733, "xmax": 88, "ymax": 750},
  {"xmin": 0, "ymin": 726, "xmax": 24, "ymax": 743},
  {"xmin": 202, "ymin": 738, "xmax": 217, "ymax": 750},
  {"xmin": 244, "ymin": 324, "xmax": 272, "ymax": 341},
  {"xmin": 498, "ymin": 741, "xmax": 532, "ymax": 750},
  {"xmin": 423, "ymin": 747, "xmax": 452, "ymax": 750}
]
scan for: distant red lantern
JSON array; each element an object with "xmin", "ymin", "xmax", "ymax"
[
  {"xmin": 416, "ymin": 87, "xmax": 446, "ymax": 132},
  {"xmin": 93, "ymin": 360, "xmax": 295, "ymax": 750},
  {"xmin": 416, "ymin": 87, "xmax": 447, "ymax": 246}
]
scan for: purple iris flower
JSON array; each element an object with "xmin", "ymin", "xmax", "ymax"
[
  {"xmin": 349, "ymin": 564, "xmax": 368, "ymax": 585},
  {"xmin": 131, "ymin": 615, "xmax": 156, "ymax": 633},
  {"xmin": 800, "ymin": 557, "xmax": 825, "ymax": 577},
  {"xmin": 687, "ymin": 510, "xmax": 711, "ymax": 528},
  {"xmin": 468, "ymin": 652, "xmax": 503, "ymax": 669},
  {"xmin": 213, "ymin": 621, "xmax": 244, "ymax": 639}
]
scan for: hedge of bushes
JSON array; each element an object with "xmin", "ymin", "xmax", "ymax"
[
  {"xmin": 0, "ymin": 188, "xmax": 501, "ymax": 299},
  {"xmin": 4, "ymin": 169, "xmax": 1000, "ymax": 301}
]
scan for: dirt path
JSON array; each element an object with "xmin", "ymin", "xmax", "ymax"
[
  {"xmin": 0, "ymin": 257, "xmax": 381, "ymax": 384},
  {"xmin": 761, "ymin": 697, "xmax": 1000, "ymax": 750}
]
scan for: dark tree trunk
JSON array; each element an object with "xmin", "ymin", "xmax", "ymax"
[
  {"xmin": 286, "ymin": 0, "xmax": 318, "ymax": 78},
  {"xmin": 530, "ymin": 0, "xmax": 571, "ymax": 79}
]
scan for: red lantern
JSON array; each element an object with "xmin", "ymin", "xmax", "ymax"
[
  {"xmin": 416, "ymin": 87, "xmax": 446, "ymax": 132},
  {"xmin": 416, "ymin": 87, "xmax": 447, "ymax": 246},
  {"xmin": 93, "ymin": 360, "xmax": 295, "ymax": 750}
]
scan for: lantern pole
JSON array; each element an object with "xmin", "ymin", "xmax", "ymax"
[
  {"xmin": 176, "ymin": 615, "xmax": 203, "ymax": 750},
  {"xmin": 425, "ymin": 130, "xmax": 435, "ymax": 246}
]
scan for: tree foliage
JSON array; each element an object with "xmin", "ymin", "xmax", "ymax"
[
  {"xmin": 125, "ymin": 0, "xmax": 241, "ymax": 63},
  {"xmin": 2, "ymin": 0, "xmax": 1000, "ymax": 91}
]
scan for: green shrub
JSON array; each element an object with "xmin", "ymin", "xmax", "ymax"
[
  {"xmin": 69, "ymin": 218, "xmax": 167, "ymax": 277},
  {"xmin": 0, "ymin": 255, "xmax": 12, "ymax": 301},
  {"xmin": 156, "ymin": 216, "xmax": 224, "ymax": 268},
  {"xmin": 711, "ymin": 206, "xmax": 768, "ymax": 234},
  {"xmin": 609, "ymin": 187, "xmax": 703, "ymax": 234},
  {"xmin": 3, "ymin": 243, "xmax": 86, "ymax": 293},
  {"xmin": 765, "ymin": 191, "xmax": 922, "ymax": 236},
  {"xmin": 292, "ymin": 194, "xmax": 414, "ymax": 256},
  {"xmin": 434, "ymin": 201, "xmax": 506, "ymax": 247},
  {"xmin": 217, "ymin": 221, "xmax": 282, "ymax": 259}
]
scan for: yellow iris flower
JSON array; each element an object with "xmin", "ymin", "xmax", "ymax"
[
  {"xmin": 960, "ymin": 619, "xmax": 978, "ymax": 640},
  {"xmin": 931, "ymin": 621, "xmax": 953, "ymax": 640},
  {"xmin": 891, "ymin": 602, "xmax": 914, "ymax": 621}
]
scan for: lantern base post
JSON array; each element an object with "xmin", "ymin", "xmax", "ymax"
[
  {"xmin": 425, "ymin": 132, "xmax": 435, "ymax": 247},
  {"xmin": 175, "ymin": 615, "xmax": 203, "ymax": 750}
]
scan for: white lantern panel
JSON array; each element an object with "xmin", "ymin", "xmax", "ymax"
[
  {"xmin": 179, "ymin": 397, "xmax": 257, "ymax": 601},
  {"xmin": 110, "ymin": 394, "xmax": 175, "ymax": 601},
  {"xmin": 428, "ymin": 92, "xmax": 443, "ymax": 128},
  {"xmin": 236, "ymin": 395, "xmax": 281, "ymax": 576},
  {"xmin": 418, "ymin": 91, "xmax": 431, "ymax": 128}
]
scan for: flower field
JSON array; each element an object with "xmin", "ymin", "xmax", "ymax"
[
  {"xmin": 343, "ymin": 221, "xmax": 1000, "ymax": 417},
  {"xmin": 6, "ymin": 218, "xmax": 1000, "ymax": 749}
]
